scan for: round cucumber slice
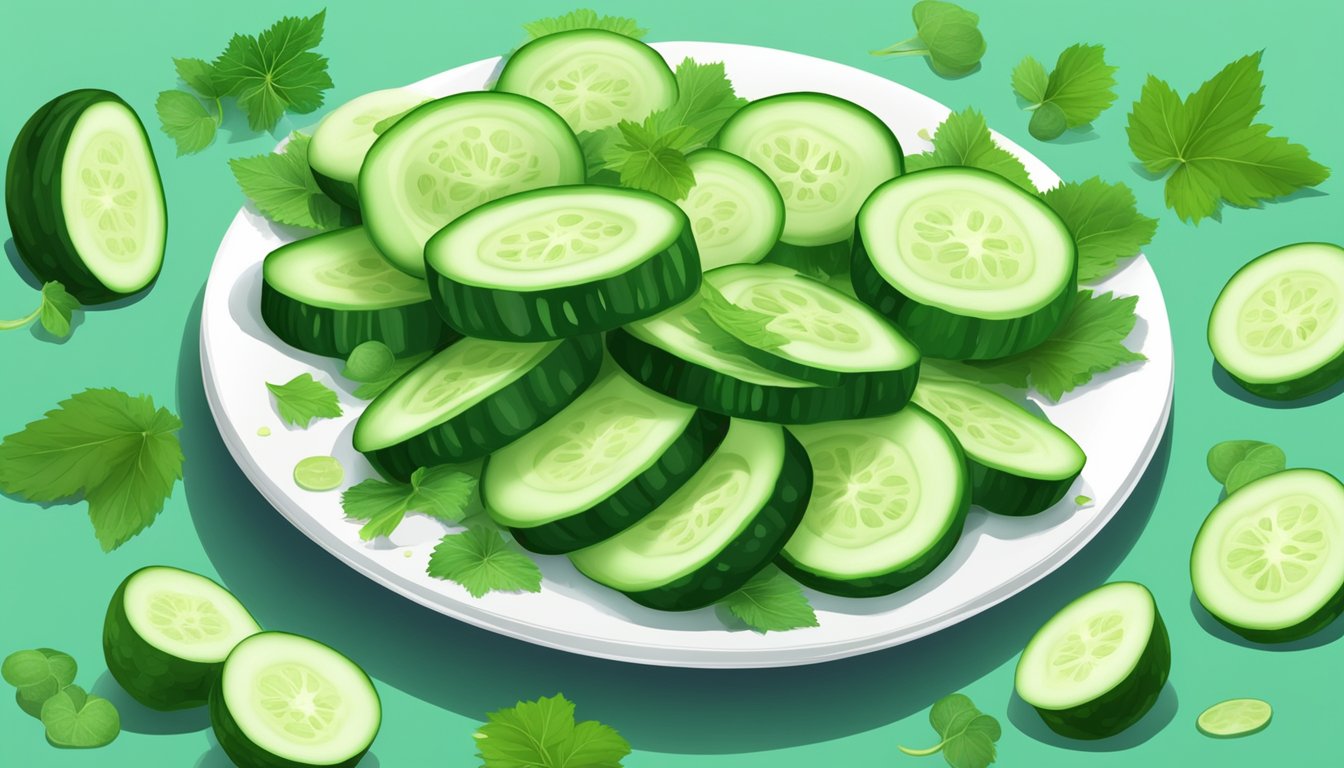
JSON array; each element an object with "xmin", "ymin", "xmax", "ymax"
[
  {"xmin": 1208, "ymin": 243, "xmax": 1344, "ymax": 400},
  {"xmin": 495, "ymin": 29, "xmax": 677, "ymax": 133},
  {"xmin": 854, "ymin": 167, "xmax": 1077, "ymax": 360},
  {"xmin": 7, "ymin": 89, "xmax": 166, "ymax": 303},
  {"xmin": 212, "ymin": 632, "xmax": 379, "ymax": 768},
  {"xmin": 1197, "ymin": 698, "xmax": 1271, "ymax": 738},
  {"xmin": 426, "ymin": 185, "xmax": 699, "ymax": 340},
  {"xmin": 1015, "ymin": 582, "xmax": 1171, "ymax": 740},
  {"xmin": 309, "ymin": 88, "xmax": 429, "ymax": 210},
  {"xmin": 1191, "ymin": 468, "xmax": 1344, "ymax": 643},
  {"xmin": 359, "ymin": 92, "xmax": 584, "ymax": 277},
  {"xmin": 677, "ymin": 149, "xmax": 785, "ymax": 271},
  {"xmin": 293, "ymin": 456, "xmax": 344, "ymax": 492},
  {"xmin": 103, "ymin": 566, "xmax": 259, "ymax": 711}
]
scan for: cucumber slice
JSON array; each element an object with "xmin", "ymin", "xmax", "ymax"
[
  {"xmin": 359, "ymin": 92, "xmax": 584, "ymax": 277},
  {"xmin": 484, "ymin": 367, "xmax": 730, "ymax": 554},
  {"xmin": 261, "ymin": 226, "xmax": 456, "ymax": 357},
  {"xmin": 677, "ymin": 149, "xmax": 785, "ymax": 271},
  {"xmin": 715, "ymin": 92, "xmax": 902, "ymax": 260},
  {"xmin": 779, "ymin": 408, "xmax": 968, "ymax": 596},
  {"xmin": 354, "ymin": 335, "xmax": 602, "ymax": 480},
  {"xmin": 570, "ymin": 419, "xmax": 811, "ymax": 610},
  {"xmin": 854, "ymin": 167, "xmax": 1077, "ymax": 360},
  {"xmin": 426, "ymin": 185, "xmax": 699, "ymax": 340},
  {"xmin": 495, "ymin": 29, "xmax": 678, "ymax": 133},
  {"xmin": 1016, "ymin": 582, "xmax": 1171, "ymax": 740},
  {"xmin": 1197, "ymin": 698, "xmax": 1272, "ymax": 738},
  {"xmin": 309, "ymin": 88, "xmax": 428, "ymax": 210},
  {"xmin": 1208, "ymin": 243, "xmax": 1344, "ymax": 400},
  {"xmin": 912, "ymin": 373, "xmax": 1085, "ymax": 516},
  {"xmin": 103, "ymin": 566, "xmax": 259, "ymax": 711},
  {"xmin": 6, "ymin": 89, "xmax": 166, "ymax": 304},
  {"xmin": 1191, "ymin": 468, "xmax": 1344, "ymax": 643},
  {"xmin": 211, "ymin": 632, "xmax": 379, "ymax": 768}
]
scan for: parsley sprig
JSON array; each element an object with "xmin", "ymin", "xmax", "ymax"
[
  {"xmin": 0, "ymin": 281, "xmax": 79, "ymax": 339},
  {"xmin": 475, "ymin": 693, "xmax": 631, "ymax": 768},
  {"xmin": 900, "ymin": 693, "xmax": 1001, "ymax": 768}
]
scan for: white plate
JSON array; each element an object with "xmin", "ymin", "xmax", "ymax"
[{"xmin": 201, "ymin": 42, "xmax": 1173, "ymax": 668}]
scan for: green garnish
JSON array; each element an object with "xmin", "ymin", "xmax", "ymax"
[
  {"xmin": 719, "ymin": 565, "xmax": 818, "ymax": 633},
  {"xmin": 293, "ymin": 456, "xmax": 344, "ymax": 492},
  {"xmin": 256, "ymin": 426, "xmax": 271, "ymax": 437},
  {"xmin": 230, "ymin": 132, "xmax": 343, "ymax": 231},
  {"xmin": 1042, "ymin": 178, "xmax": 1158, "ymax": 283},
  {"xmin": 0, "ymin": 389, "xmax": 184, "ymax": 551},
  {"xmin": 428, "ymin": 525, "xmax": 542, "ymax": 598},
  {"xmin": 1127, "ymin": 51, "xmax": 1330, "ymax": 223},
  {"xmin": 899, "ymin": 693, "xmax": 1001, "ymax": 767},
  {"xmin": 1207, "ymin": 440, "xmax": 1272, "ymax": 484},
  {"xmin": 522, "ymin": 8, "xmax": 647, "ymax": 40},
  {"xmin": 3, "ymin": 649, "xmax": 77, "ymax": 719},
  {"xmin": 699, "ymin": 283, "xmax": 789, "ymax": 352},
  {"xmin": 1012, "ymin": 44, "xmax": 1117, "ymax": 141},
  {"xmin": 342, "ymin": 467, "xmax": 477, "ymax": 540},
  {"xmin": 341, "ymin": 341, "xmax": 432, "ymax": 400},
  {"xmin": 0, "ymin": 281, "xmax": 80, "ymax": 339},
  {"xmin": 474, "ymin": 693, "xmax": 631, "ymax": 768},
  {"xmin": 906, "ymin": 108, "xmax": 1035, "ymax": 192},
  {"xmin": 1197, "ymin": 698, "xmax": 1272, "ymax": 738},
  {"xmin": 871, "ymin": 1, "xmax": 986, "ymax": 77},
  {"xmin": 40, "ymin": 685, "xmax": 120, "ymax": 749},
  {"xmin": 1206, "ymin": 441, "xmax": 1286, "ymax": 495},
  {"xmin": 265, "ymin": 373, "xmax": 342, "ymax": 428},
  {"xmin": 1074, "ymin": 495, "xmax": 1092, "ymax": 506}
]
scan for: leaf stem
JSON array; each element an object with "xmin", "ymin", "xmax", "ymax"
[
  {"xmin": 870, "ymin": 36, "xmax": 929, "ymax": 57},
  {"xmin": 212, "ymin": 96, "xmax": 224, "ymax": 127},
  {"xmin": 0, "ymin": 306, "xmax": 40, "ymax": 331},
  {"xmin": 898, "ymin": 741, "xmax": 946, "ymax": 757}
]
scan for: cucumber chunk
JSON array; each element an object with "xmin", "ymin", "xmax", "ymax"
[
  {"xmin": 211, "ymin": 632, "xmax": 380, "ymax": 768},
  {"xmin": 1191, "ymin": 468, "xmax": 1344, "ymax": 643},
  {"xmin": 354, "ymin": 335, "xmax": 603, "ymax": 480},
  {"xmin": 854, "ymin": 167, "xmax": 1077, "ymax": 359},
  {"xmin": 677, "ymin": 149, "xmax": 785, "ymax": 271},
  {"xmin": 309, "ymin": 88, "xmax": 429, "ymax": 210},
  {"xmin": 570, "ymin": 419, "xmax": 811, "ymax": 610},
  {"xmin": 7, "ymin": 89, "xmax": 166, "ymax": 303},
  {"xmin": 912, "ymin": 373, "xmax": 1085, "ymax": 516},
  {"xmin": 496, "ymin": 29, "xmax": 678, "ymax": 133},
  {"xmin": 103, "ymin": 566, "xmax": 259, "ymax": 711},
  {"xmin": 1197, "ymin": 698, "xmax": 1272, "ymax": 738},
  {"xmin": 426, "ymin": 185, "xmax": 699, "ymax": 340},
  {"xmin": 359, "ymin": 92, "xmax": 584, "ymax": 277},
  {"xmin": 779, "ymin": 407, "xmax": 968, "ymax": 596},
  {"xmin": 1016, "ymin": 582, "xmax": 1171, "ymax": 739},
  {"xmin": 1208, "ymin": 243, "xmax": 1344, "ymax": 400},
  {"xmin": 484, "ymin": 367, "xmax": 730, "ymax": 553},
  {"xmin": 261, "ymin": 226, "xmax": 456, "ymax": 357}
]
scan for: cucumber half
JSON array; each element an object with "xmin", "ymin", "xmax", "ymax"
[
  {"xmin": 6, "ymin": 89, "xmax": 166, "ymax": 303},
  {"xmin": 569, "ymin": 419, "xmax": 811, "ymax": 611},
  {"xmin": 484, "ymin": 367, "xmax": 730, "ymax": 554},
  {"xmin": 103, "ymin": 566, "xmax": 259, "ymax": 710},
  {"xmin": 779, "ymin": 407, "xmax": 969, "ymax": 596},
  {"xmin": 354, "ymin": 334, "xmax": 603, "ymax": 480},
  {"xmin": 261, "ymin": 226, "xmax": 456, "ymax": 357},
  {"xmin": 359, "ymin": 91, "xmax": 584, "ymax": 277},
  {"xmin": 853, "ymin": 167, "xmax": 1077, "ymax": 360},
  {"xmin": 1191, "ymin": 468, "xmax": 1344, "ymax": 643},
  {"xmin": 309, "ymin": 88, "xmax": 429, "ymax": 210},
  {"xmin": 211, "ymin": 632, "xmax": 380, "ymax": 768},
  {"xmin": 1016, "ymin": 582, "xmax": 1171, "ymax": 740},
  {"xmin": 677, "ymin": 148, "xmax": 785, "ymax": 271},
  {"xmin": 912, "ymin": 373, "xmax": 1085, "ymax": 516},
  {"xmin": 495, "ymin": 29, "xmax": 678, "ymax": 133},
  {"xmin": 1208, "ymin": 243, "xmax": 1344, "ymax": 400},
  {"xmin": 426, "ymin": 185, "xmax": 699, "ymax": 340}
]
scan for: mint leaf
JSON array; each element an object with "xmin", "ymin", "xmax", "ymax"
[
  {"xmin": 872, "ymin": 1, "xmax": 986, "ymax": 78},
  {"xmin": 41, "ymin": 684, "xmax": 120, "ymax": 749},
  {"xmin": 645, "ymin": 59, "xmax": 748, "ymax": 151},
  {"xmin": 156, "ymin": 90, "xmax": 218, "ymax": 156},
  {"xmin": 1207, "ymin": 440, "xmax": 1272, "ymax": 484},
  {"xmin": 1126, "ymin": 51, "xmax": 1330, "ymax": 223},
  {"xmin": 905, "ymin": 108, "xmax": 1035, "ymax": 192},
  {"xmin": 213, "ymin": 10, "xmax": 333, "ymax": 131},
  {"xmin": 719, "ymin": 566, "xmax": 818, "ymax": 633},
  {"xmin": 428, "ymin": 526, "xmax": 541, "ymax": 598},
  {"xmin": 475, "ymin": 693, "xmax": 631, "ymax": 768},
  {"xmin": 230, "ymin": 132, "xmax": 342, "ymax": 230},
  {"xmin": 1042, "ymin": 178, "xmax": 1158, "ymax": 283},
  {"xmin": 1224, "ymin": 444, "xmax": 1286, "ymax": 494},
  {"xmin": 1, "ymin": 281, "xmax": 80, "ymax": 338},
  {"xmin": 522, "ymin": 9, "xmax": 647, "ymax": 40},
  {"xmin": 342, "ymin": 467, "xmax": 477, "ymax": 540},
  {"xmin": 609, "ymin": 120, "xmax": 696, "ymax": 201},
  {"xmin": 1015, "ymin": 44, "xmax": 1117, "ymax": 140},
  {"xmin": 265, "ymin": 373, "xmax": 342, "ymax": 428},
  {"xmin": 699, "ymin": 283, "xmax": 789, "ymax": 352},
  {"xmin": 173, "ymin": 57, "xmax": 225, "ymax": 99},
  {"xmin": 900, "ymin": 692, "xmax": 1000, "ymax": 768}
]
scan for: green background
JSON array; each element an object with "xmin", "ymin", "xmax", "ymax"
[{"xmin": 2, "ymin": 0, "xmax": 1341, "ymax": 765}]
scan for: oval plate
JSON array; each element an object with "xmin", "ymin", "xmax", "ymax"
[{"xmin": 201, "ymin": 42, "xmax": 1173, "ymax": 668}]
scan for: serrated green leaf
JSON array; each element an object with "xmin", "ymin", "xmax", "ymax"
[
  {"xmin": 265, "ymin": 373, "xmax": 342, "ymax": 428},
  {"xmin": 719, "ymin": 566, "xmax": 818, "ymax": 633},
  {"xmin": 1011, "ymin": 56, "xmax": 1048, "ymax": 105},
  {"xmin": 156, "ymin": 90, "xmax": 218, "ymax": 156},
  {"xmin": 610, "ymin": 120, "xmax": 696, "ymax": 201},
  {"xmin": 173, "ymin": 57, "xmax": 225, "ymax": 99},
  {"xmin": 475, "ymin": 693, "xmax": 631, "ymax": 768},
  {"xmin": 213, "ymin": 10, "xmax": 333, "ymax": 131},
  {"xmin": 1042, "ymin": 178, "xmax": 1158, "ymax": 283},
  {"xmin": 905, "ymin": 108, "xmax": 1035, "ymax": 192},
  {"xmin": 699, "ymin": 283, "xmax": 790, "ymax": 352},
  {"xmin": 342, "ymin": 466, "xmax": 477, "ymax": 540},
  {"xmin": 230, "ymin": 133, "xmax": 342, "ymax": 230},
  {"xmin": 522, "ymin": 9, "xmax": 647, "ymax": 40},
  {"xmin": 644, "ymin": 58, "xmax": 748, "ymax": 151},
  {"xmin": 427, "ymin": 526, "xmax": 541, "ymax": 598},
  {"xmin": 1041, "ymin": 44, "xmax": 1117, "ymax": 128}
]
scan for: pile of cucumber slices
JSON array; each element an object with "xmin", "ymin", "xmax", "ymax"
[{"xmin": 261, "ymin": 28, "xmax": 1092, "ymax": 613}]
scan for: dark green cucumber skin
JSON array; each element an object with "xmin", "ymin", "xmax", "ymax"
[
  {"xmin": 260, "ymin": 282, "xmax": 457, "ymax": 359},
  {"xmin": 1032, "ymin": 608, "xmax": 1172, "ymax": 740},
  {"xmin": 763, "ymin": 237, "xmax": 853, "ymax": 282},
  {"xmin": 606, "ymin": 329, "xmax": 918, "ymax": 424},
  {"xmin": 621, "ymin": 430, "xmax": 813, "ymax": 611},
  {"xmin": 311, "ymin": 169, "xmax": 361, "ymax": 213},
  {"xmin": 6, "ymin": 89, "xmax": 166, "ymax": 304},
  {"xmin": 1220, "ymin": 351, "xmax": 1344, "ymax": 401},
  {"xmin": 969, "ymin": 461, "xmax": 1080, "ymax": 517},
  {"xmin": 503, "ymin": 410, "xmax": 731, "ymax": 554},
  {"xmin": 362, "ymin": 334, "xmax": 603, "ymax": 481},
  {"xmin": 1209, "ymin": 583, "xmax": 1344, "ymax": 644}
]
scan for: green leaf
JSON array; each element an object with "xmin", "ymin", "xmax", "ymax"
[
  {"xmin": 1042, "ymin": 178, "xmax": 1158, "ymax": 283},
  {"xmin": 1074, "ymin": 495, "xmax": 1093, "ymax": 506},
  {"xmin": 1, "ymin": 281, "xmax": 80, "ymax": 337},
  {"xmin": 1028, "ymin": 102, "xmax": 1068, "ymax": 141},
  {"xmin": 342, "ymin": 466, "xmax": 477, "ymax": 540},
  {"xmin": 1207, "ymin": 440, "xmax": 1271, "ymax": 484},
  {"xmin": 900, "ymin": 693, "xmax": 1001, "ymax": 767},
  {"xmin": 965, "ymin": 290, "xmax": 1146, "ymax": 401},
  {"xmin": 905, "ymin": 108, "xmax": 1035, "ymax": 192},
  {"xmin": 1225, "ymin": 445, "xmax": 1287, "ymax": 494},
  {"xmin": 3, "ymin": 649, "xmax": 77, "ymax": 714},
  {"xmin": 1018, "ymin": 44, "xmax": 1117, "ymax": 140},
  {"xmin": 230, "ymin": 133, "xmax": 343, "ymax": 230},
  {"xmin": 342, "ymin": 341, "xmax": 396, "ymax": 382},
  {"xmin": 213, "ymin": 10, "xmax": 333, "ymax": 131},
  {"xmin": 719, "ymin": 566, "xmax": 818, "ymax": 633},
  {"xmin": 1011, "ymin": 56, "xmax": 1048, "ymax": 105},
  {"xmin": 265, "ymin": 373, "xmax": 342, "ymax": 428},
  {"xmin": 872, "ymin": 1, "xmax": 985, "ymax": 77},
  {"xmin": 475, "ymin": 693, "xmax": 631, "ymax": 768},
  {"xmin": 644, "ymin": 58, "xmax": 748, "ymax": 151},
  {"xmin": 156, "ymin": 90, "xmax": 218, "ymax": 156},
  {"xmin": 610, "ymin": 120, "xmax": 696, "ymax": 201},
  {"xmin": 1126, "ymin": 51, "xmax": 1330, "ymax": 223},
  {"xmin": 0, "ymin": 389, "xmax": 184, "ymax": 551},
  {"xmin": 174, "ymin": 57, "xmax": 226, "ymax": 99},
  {"xmin": 699, "ymin": 283, "xmax": 790, "ymax": 352},
  {"xmin": 41, "ymin": 685, "xmax": 120, "ymax": 749},
  {"xmin": 522, "ymin": 9, "xmax": 647, "ymax": 40},
  {"xmin": 428, "ymin": 526, "xmax": 541, "ymax": 598}
]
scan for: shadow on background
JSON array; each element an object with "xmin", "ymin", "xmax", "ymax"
[
  {"xmin": 1211, "ymin": 362, "xmax": 1344, "ymax": 408},
  {"xmin": 177, "ymin": 289, "xmax": 1173, "ymax": 754},
  {"xmin": 1006, "ymin": 683, "xmax": 1177, "ymax": 751},
  {"xmin": 1188, "ymin": 593, "xmax": 1344, "ymax": 651},
  {"xmin": 90, "ymin": 670, "xmax": 210, "ymax": 735}
]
